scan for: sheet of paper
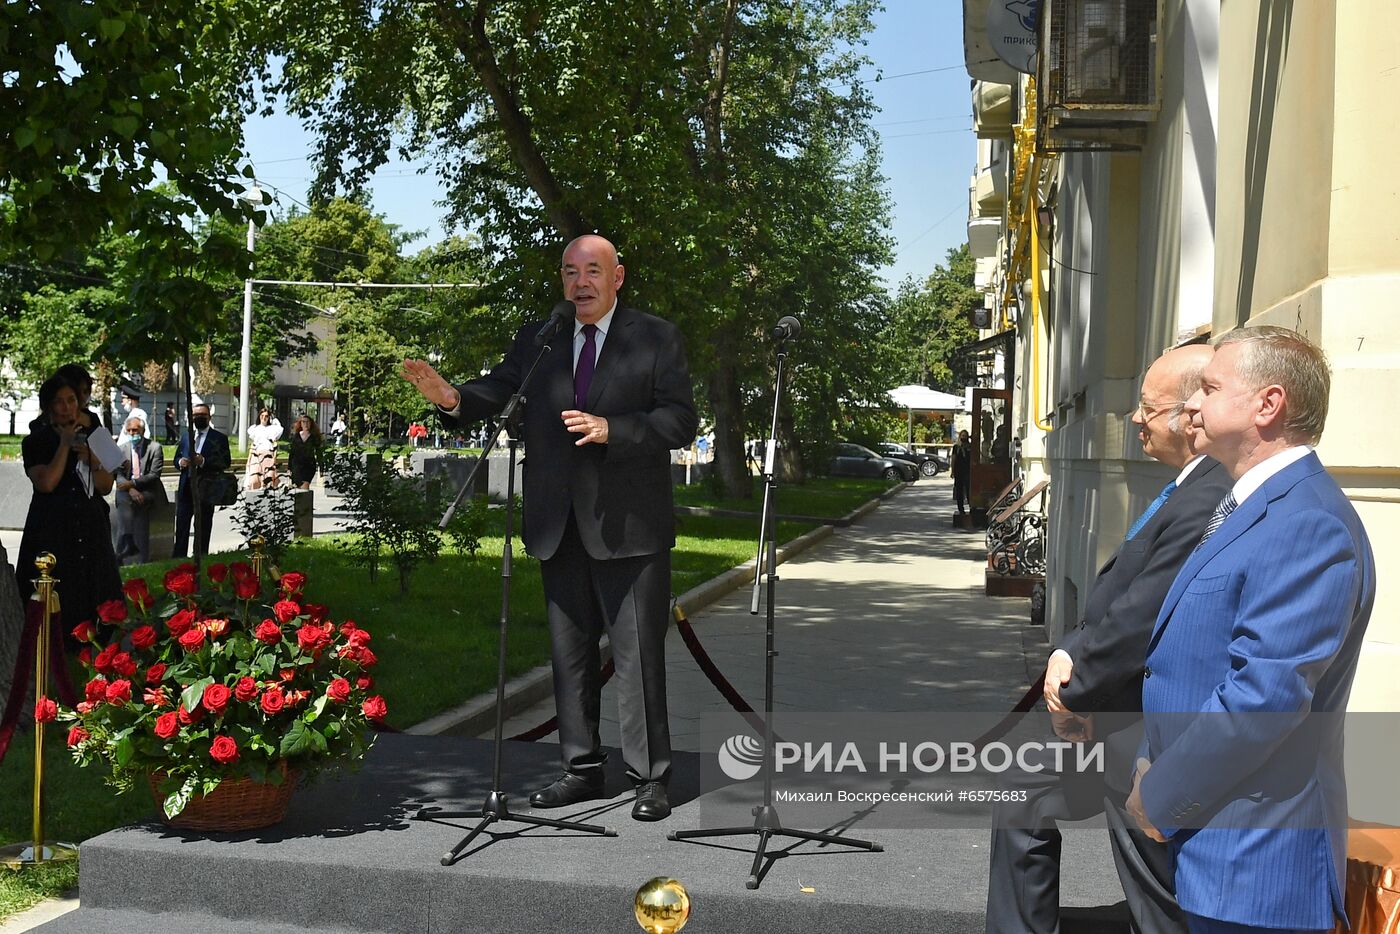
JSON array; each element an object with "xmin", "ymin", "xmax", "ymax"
[{"xmin": 85, "ymin": 427, "xmax": 125, "ymax": 472}]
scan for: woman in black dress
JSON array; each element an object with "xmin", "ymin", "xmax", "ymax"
[
  {"xmin": 286, "ymin": 414, "xmax": 324, "ymax": 490},
  {"xmin": 15, "ymin": 375, "xmax": 123, "ymax": 638}
]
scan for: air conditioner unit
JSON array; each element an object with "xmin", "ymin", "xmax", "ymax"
[{"xmin": 1037, "ymin": 0, "xmax": 1162, "ymax": 151}]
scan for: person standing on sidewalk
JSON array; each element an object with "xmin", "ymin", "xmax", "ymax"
[
  {"xmin": 986, "ymin": 343, "xmax": 1230, "ymax": 934},
  {"xmin": 400, "ymin": 233, "xmax": 696, "ymax": 822},
  {"xmin": 1128, "ymin": 327, "xmax": 1374, "ymax": 933},
  {"xmin": 951, "ymin": 429, "xmax": 972, "ymax": 515}
]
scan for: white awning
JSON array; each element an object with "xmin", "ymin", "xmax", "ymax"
[{"xmin": 887, "ymin": 385, "xmax": 967, "ymax": 412}]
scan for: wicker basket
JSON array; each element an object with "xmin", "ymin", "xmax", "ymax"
[{"xmin": 148, "ymin": 764, "xmax": 300, "ymax": 832}]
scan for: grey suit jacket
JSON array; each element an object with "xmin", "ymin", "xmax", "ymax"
[{"xmin": 115, "ymin": 438, "xmax": 167, "ymax": 509}]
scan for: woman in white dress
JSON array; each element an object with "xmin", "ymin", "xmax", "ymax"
[{"xmin": 244, "ymin": 408, "xmax": 283, "ymax": 490}]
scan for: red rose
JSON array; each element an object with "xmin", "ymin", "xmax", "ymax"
[
  {"xmin": 177, "ymin": 703, "xmax": 201, "ymax": 726},
  {"xmin": 77, "ymin": 647, "xmax": 92, "ymax": 666},
  {"xmin": 279, "ymin": 668, "xmax": 296, "ymax": 683},
  {"xmin": 234, "ymin": 677, "xmax": 258, "ymax": 703},
  {"xmin": 201, "ymin": 617, "xmax": 229, "ymax": 639},
  {"xmin": 104, "ymin": 679, "xmax": 132, "ymax": 706},
  {"xmin": 361, "ymin": 695, "xmax": 388, "ymax": 721},
  {"xmin": 71, "ymin": 621, "xmax": 97, "ymax": 643},
  {"xmin": 288, "ymin": 689, "xmax": 310, "ymax": 706},
  {"xmin": 207, "ymin": 562, "xmax": 229, "ymax": 583},
  {"xmin": 279, "ymin": 571, "xmax": 307, "ymax": 596},
  {"xmin": 357, "ymin": 647, "xmax": 378, "ymax": 669},
  {"xmin": 178, "ymin": 627, "xmax": 206, "ymax": 651},
  {"xmin": 209, "ymin": 735, "xmax": 239, "ymax": 765},
  {"xmin": 144, "ymin": 687, "xmax": 170, "ymax": 708},
  {"xmin": 122, "ymin": 578, "xmax": 152, "ymax": 610},
  {"xmin": 230, "ymin": 561, "xmax": 254, "ymax": 581},
  {"xmin": 305, "ymin": 603, "xmax": 329, "ymax": 623},
  {"xmin": 347, "ymin": 628, "xmax": 372, "ymax": 647},
  {"xmin": 260, "ymin": 687, "xmax": 286, "ymax": 716},
  {"xmin": 130, "ymin": 625, "xmax": 158, "ymax": 650},
  {"xmin": 326, "ymin": 678, "xmax": 351, "ymax": 704},
  {"xmin": 175, "ymin": 562, "xmax": 197, "ymax": 574},
  {"xmin": 85, "ymin": 677, "xmax": 108, "ymax": 704},
  {"xmin": 163, "ymin": 568, "xmax": 197, "ymax": 597},
  {"xmin": 339, "ymin": 620, "xmax": 358, "ymax": 635},
  {"xmin": 34, "ymin": 696, "xmax": 57, "ymax": 723},
  {"xmin": 273, "ymin": 600, "xmax": 301, "ymax": 624},
  {"xmin": 296, "ymin": 623, "xmax": 329, "ymax": 654},
  {"xmin": 202, "ymin": 683, "xmax": 232, "ymax": 716},
  {"xmin": 154, "ymin": 711, "xmax": 179, "ymax": 739},
  {"xmin": 76, "ymin": 701, "xmax": 95, "ymax": 715},
  {"xmin": 255, "ymin": 619, "xmax": 282, "ymax": 644},
  {"xmin": 166, "ymin": 608, "xmax": 197, "ymax": 637},
  {"xmin": 112, "ymin": 651, "xmax": 138, "ymax": 677},
  {"xmin": 96, "ymin": 598, "xmax": 128, "ymax": 623},
  {"xmin": 66, "ymin": 725, "xmax": 90, "ymax": 747},
  {"xmin": 93, "ymin": 643, "xmax": 119, "ymax": 675},
  {"xmin": 234, "ymin": 577, "xmax": 260, "ymax": 600},
  {"xmin": 145, "ymin": 662, "xmax": 167, "ymax": 684}
]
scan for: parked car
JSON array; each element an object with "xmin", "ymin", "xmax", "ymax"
[
  {"xmin": 828, "ymin": 443, "xmax": 919, "ymax": 482},
  {"xmin": 877, "ymin": 442, "xmax": 948, "ymax": 478}
]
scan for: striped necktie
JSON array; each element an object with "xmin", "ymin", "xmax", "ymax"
[
  {"xmin": 1197, "ymin": 491, "xmax": 1239, "ymax": 546},
  {"xmin": 1126, "ymin": 480, "xmax": 1176, "ymax": 539}
]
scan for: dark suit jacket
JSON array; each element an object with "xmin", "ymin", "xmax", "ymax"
[
  {"xmin": 1058, "ymin": 457, "xmax": 1232, "ymax": 716},
  {"xmin": 115, "ymin": 437, "xmax": 167, "ymax": 508},
  {"xmin": 175, "ymin": 427, "xmax": 231, "ymax": 494},
  {"xmin": 442, "ymin": 305, "xmax": 696, "ymax": 561}
]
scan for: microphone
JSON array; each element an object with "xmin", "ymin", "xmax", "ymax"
[
  {"xmin": 771, "ymin": 315, "xmax": 801, "ymax": 341},
  {"xmin": 534, "ymin": 300, "xmax": 577, "ymax": 346}
]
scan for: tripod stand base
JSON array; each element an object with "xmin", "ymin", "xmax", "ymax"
[
  {"xmin": 0, "ymin": 841, "xmax": 80, "ymax": 870},
  {"xmin": 669, "ymin": 806, "xmax": 881, "ymax": 890},
  {"xmin": 415, "ymin": 791, "xmax": 616, "ymax": 866}
]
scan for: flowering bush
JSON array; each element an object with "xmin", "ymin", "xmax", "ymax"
[{"xmin": 56, "ymin": 561, "xmax": 388, "ymax": 819}]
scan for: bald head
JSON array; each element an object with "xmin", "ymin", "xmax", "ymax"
[
  {"xmin": 560, "ymin": 234, "xmax": 625, "ymax": 325},
  {"xmin": 1132, "ymin": 343, "xmax": 1214, "ymax": 468}
]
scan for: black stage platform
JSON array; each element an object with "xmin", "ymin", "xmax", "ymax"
[{"xmin": 34, "ymin": 734, "xmax": 1129, "ymax": 933}]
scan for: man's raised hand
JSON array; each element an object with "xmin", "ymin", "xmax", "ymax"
[{"xmin": 401, "ymin": 358, "xmax": 460, "ymax": 411}]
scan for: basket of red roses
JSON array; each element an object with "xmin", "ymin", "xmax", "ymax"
[{"xmin": 56, "ymin": 557, "xmax": 388, "ymax": 832}]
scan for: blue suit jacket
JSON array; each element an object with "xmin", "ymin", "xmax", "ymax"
[{"xmin": 1140, "ymin": 451, "xmax": 1375, "ymax": 929}]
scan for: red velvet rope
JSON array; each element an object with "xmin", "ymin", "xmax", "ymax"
[{"xmin": 0, "ymin": 599, "xmax": 79, "ymax": 766}]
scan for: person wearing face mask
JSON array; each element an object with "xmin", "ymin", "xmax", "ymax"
[
  {"xmin": 14, "ymin": 374, "xmax": 122, "ymax": 641},
  {"xmin": 113, "ymin": 416, "xmax": 167, "ymax": 565},
  {"xmin": 172, "ymin": 403, "xmax": 231, "ymax": 559}
]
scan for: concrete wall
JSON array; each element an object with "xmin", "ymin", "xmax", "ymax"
[{"xmin": 1212, "ymin": 0, "xmax": 1400, "ymax": 709}]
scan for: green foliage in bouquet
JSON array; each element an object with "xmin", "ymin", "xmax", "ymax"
[{"xmin": 53, "ymin": 562, "xmax": 389, "ymax": 819}]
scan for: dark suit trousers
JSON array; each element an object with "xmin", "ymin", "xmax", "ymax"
[
  {"xmin": 173, "ymin": 487, "xmax": 214, "ymax": 560},
  {"xmin": 540, "ymin": 514, "xmax": 671, "ymax": 785},
  {"xmin": 986, "ymin": 739, "xmax": 1183, "ymax": 934}
]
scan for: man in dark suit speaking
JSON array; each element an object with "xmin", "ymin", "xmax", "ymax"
[
  {"xmin": 987, "ymin": 343, "xmax": 1231, "ymax": 934},
  {"xmin": 402, "ymin": 234, "xmax": 697, "ymax": 821}
]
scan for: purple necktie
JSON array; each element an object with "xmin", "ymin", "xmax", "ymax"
[{"xmin": 574, "ymin": 323, "xmax": 598, "ymax": 409}]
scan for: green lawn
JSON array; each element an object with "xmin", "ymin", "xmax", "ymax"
[
  {"xmin": 673, "ymin": 475, "xmax": 892, "ymax": 518},
  {"xmin": 0, "ymin": 484, "xmax": 864, "ymax": 919}
]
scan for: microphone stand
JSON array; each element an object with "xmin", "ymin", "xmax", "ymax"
[
  {"xmin": 414, "ymin": 333, "xmax": 616, "ymax": 865},
  {"xmin": 668, "ymin": 333, "xmax": 881, "ymax": 889}
]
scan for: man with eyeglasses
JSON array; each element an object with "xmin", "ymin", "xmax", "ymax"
[{"xmin": 986, "ymin": 342, "xmax": 1231, "ymax": 934}]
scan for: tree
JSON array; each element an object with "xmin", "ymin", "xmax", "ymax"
[
  {"xmin": 264, "ymin": 0, "xmax": 889, "ymax": 497},
  {"xmin": 885, "ymin": 244, "xmax": 980, "ymax": 393}
]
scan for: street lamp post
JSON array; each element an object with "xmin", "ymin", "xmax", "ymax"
[{"xmin": 237, "ymin": 186, "xmax": 263, "ymax": 453}]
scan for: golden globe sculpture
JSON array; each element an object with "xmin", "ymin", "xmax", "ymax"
[{"xmin": 634, "ymin": 877, "xmax": 691, "ymax": 933}]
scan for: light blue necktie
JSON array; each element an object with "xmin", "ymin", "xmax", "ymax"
[{"xmin": 1126, "ymin": 480, "xmax": 1177, "ymax": 540}]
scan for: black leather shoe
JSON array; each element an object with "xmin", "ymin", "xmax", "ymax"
[
  {"xmin": 632, "ymin": 782, "xmax": 671, "ymax": 822},
  {"xmin": 528, "ymin": 772, "xmax": 606, "ymax": 809}
]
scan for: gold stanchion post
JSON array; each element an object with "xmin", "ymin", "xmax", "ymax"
[
  {"xmin": 250, "ymin": 535, "xmax": 266, "ymax": 581},
  {"xmin": 1, "ymin": 554, "xmax": 80, "ymax": 869}
]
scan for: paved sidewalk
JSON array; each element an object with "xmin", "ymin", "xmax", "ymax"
[{"xmin": 493, "ymin": 479, "xmax": 1037, "ymax": 746}]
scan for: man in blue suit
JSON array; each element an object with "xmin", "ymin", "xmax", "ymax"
[
  {"xmin": 172, "ymin": 402, "xmax": 231, "ymax": 559},
  {"xmin": 1128, "ymin": 326, "xmax": 1375, "ymax": 933}
]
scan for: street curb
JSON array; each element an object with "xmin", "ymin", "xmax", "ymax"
[
  {"xmin": 0, "ymin": 890, "xmax": 79, "ymax": 933},
  {"xmin": 406, "ymin": 489, "xmax": 893, "ymax": 737}
]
